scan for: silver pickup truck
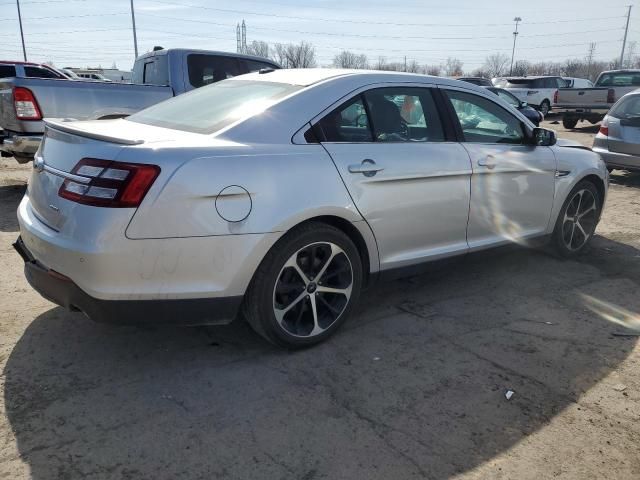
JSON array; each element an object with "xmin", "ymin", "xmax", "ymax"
[
  {"xmin": 555, "ymin": 69, "xmax": 640, "ymax": 129},
  {"xmin": 0, "ymin": 48, "xmax": 279, "ymax": 162}
]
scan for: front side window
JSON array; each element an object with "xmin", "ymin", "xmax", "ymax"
[
  {"xmin": 315, "ymin": 87, "xmax": 445, "ymax": 143},
  {"xmin": 128, "ymin": 79, "xmax": 301, "ymax": 134},
  {"xmin": 495, "ymin": 89, "xmax": 520, "ymax": 108},
  {"xmin": 24, "ymin": 66, "xmax": 61, "ymax": 79},
  {"xmin": 187, "ymin": 54, "xmax": 241, "ymax": 88},
  {"xmin": 445, "ymin": 90, "xmax": 525, "ymax": 144}
]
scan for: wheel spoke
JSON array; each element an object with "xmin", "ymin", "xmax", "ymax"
[
  {"xmin": 317, "ymin": 285, "xmax": 351, "ymax": 297},
  {"xmin": 284, "ymin": 256, "xmax": 309, "ymax": 285},
  {"xmin": 308, "ymin": 294, "xmax": 322, "ymax": 336},
  {"xmin": 575, "ymin": 221, "xmax": 588, "ymax": 244},
  {"xmin": 568, "ymin": 222, "xmax": 576, "ymax": 248},
  {"xmin": 315, "ymin": 243, "xmax": 341, "ymax": 284},
  {"xmin": 316, "ymin": 293, "xmax": 342, "ymax": 315},
  {"xmin": 274, "ymin": 291, "xmax": 307, "ymax": 323}
]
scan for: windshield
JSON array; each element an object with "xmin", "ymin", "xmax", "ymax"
[
  {"xmin": 127, "ymin": 79, "xmax": 302, "ymax": 134},
  {"xmin": 597, "ymin": 72, "xmax": 640, "ymax": 87}
]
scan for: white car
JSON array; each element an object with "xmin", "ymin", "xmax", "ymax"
[
  {"xmin": 15, "ymin": 69, "xmax": 608, "ymax": 347},
  {"xmin": 493, "ymin": 76, "xmax": 565, "ymax": 116}
]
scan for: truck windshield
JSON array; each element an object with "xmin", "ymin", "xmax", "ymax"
[
  {"xmin": 597, "ymin": 72, "xmax": 640, "ymax": 87},
  {"xmin": 127, "ymin": 79, "xmax": 302, "ymax": 134}
]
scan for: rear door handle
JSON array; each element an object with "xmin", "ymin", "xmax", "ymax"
[
  {"xmin": 348, "ymin": 159, "xmax": 384, "ymax": 177},
  {"xmin": 477, "ymin": 156, "xmax": 496, "ymax": 169}
]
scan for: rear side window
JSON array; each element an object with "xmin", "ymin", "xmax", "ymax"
[
  {"xmin": 187, "ymin": 54, "xmax": 242, "ymax": 88},
  {"xmin": 24, "ymin": 66, "xmax": 61, "ymax": 79},
  {"xmin": 141, "ymin": 57, "xmax": 169, "ymax": 86},
  {"xmin": 0, "ymin": 65, "xmax": 17, "ymax": 78},
  {"xmin": 244, "ymin": 59, "xmax": 277, "ymax": 73},
  {"xmin": 316, "ymin": 96, "xmax": 373, "ymax": 143}
]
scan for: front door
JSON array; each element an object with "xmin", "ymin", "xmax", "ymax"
[
  {"xmin": 442, "ymin": 87, "xmax": 557, "ymax": 249},
  {"xmin": 314, "ymin": 86, "xmax": 472, "ymax": 270}
]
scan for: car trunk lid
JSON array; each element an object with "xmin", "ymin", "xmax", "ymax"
[{"xmin": 606, "ymin": 116, "xmax": 640, "ymax": 155}]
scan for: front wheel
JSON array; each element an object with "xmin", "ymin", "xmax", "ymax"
[
  {"xmin": 552, "ymin": 181, "xmax": 602, "ymax": 257},
  {"xmin": 562, "ymin": 117, "xmax": 579, "ymax": 129},
  {"xmin": 243, "ymin": 222, "xmax": 363, "ymax": 348}
]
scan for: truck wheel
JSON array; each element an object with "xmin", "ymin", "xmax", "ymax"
[
  {"xmin": 539, "ymin": 100, "xmax": 551, "ymax": 117},
  {"xmin": 562, "ymin": 117, "xmax": 579, "ymax": 129}
]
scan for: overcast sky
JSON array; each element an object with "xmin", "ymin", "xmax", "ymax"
[{"xmin": 0, "ymin": 0, "xmax": 636, "ymax": 71}]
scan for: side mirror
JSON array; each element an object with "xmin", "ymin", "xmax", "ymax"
[{"xmin": 533, "ymin": 127, "xmax": 557, "ymax": 146}]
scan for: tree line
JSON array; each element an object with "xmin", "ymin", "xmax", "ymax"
[{"xmin": 246, "ymin": 40, "xmax": 637, "ymax": 81}]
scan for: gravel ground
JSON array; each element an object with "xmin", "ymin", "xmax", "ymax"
[{"xmin": 1, "ymin": 122, "xmax": 639, "ymax": 479}]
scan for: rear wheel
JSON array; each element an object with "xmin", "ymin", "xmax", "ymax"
[
  {"xmin": 552, "ymin": 181, "xmax": 601, "ymax": 257},
  {"xmin": 539, "ymin": 100, "xmax": 551, "ymax": 117},
  {"xmin": 562, "ymin": 117, "xmax": 579, "ymax": 129},
  {"xmin": 243, "ymin": 222, "xmax": 363, "ymax": 348}
]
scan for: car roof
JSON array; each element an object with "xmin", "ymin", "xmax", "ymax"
[
  {"xmin": 0, "ymin": 60, "xmax": 42, "ymax": 66},
  {"xmin": 232, "ymin": 68, "xmax": 465, "ymax": 88},
  {"xmin": 505, "ymin": 75, "xmax": 559, "ymax": 80}
]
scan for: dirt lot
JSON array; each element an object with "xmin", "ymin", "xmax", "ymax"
[{"xmin": 1, "ymin": 121, "xmax": 639, "ymax": 479}]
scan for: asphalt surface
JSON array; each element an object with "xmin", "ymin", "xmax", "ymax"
[{"xmin": 1, "ymin": 119, "xmax": 639, "ymax": 479}]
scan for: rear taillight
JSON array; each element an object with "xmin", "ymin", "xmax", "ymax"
[
  {"xmin": 58, "ymin": 158, "xmax": 160, "ymax": 208},
  {"xmin": 553, "ymin": 89, "xmax": 558, "ymax": 104},
  {"xmin": 599, "ymin": 117, "xmax": 609, "ymax": 136},
  {"xmin": 607, "ymin": 89, "xmax": 615, "ymax": 104},
  {"xmin": 14, "ymin": 87, "xmax": 41, "ymax": 120}
]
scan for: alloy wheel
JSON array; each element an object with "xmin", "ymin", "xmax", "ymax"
[
  {"xmin": 273, "ymin": 242, "xmax": 353, "ymax": 337},
  {"xmin": 561, "ymin": 189, "xmax": 598, "ymax": 251}
]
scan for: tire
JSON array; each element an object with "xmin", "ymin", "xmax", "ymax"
[
  {"xmin": 243, "ymin": 222, "xmax": 363, "ymax": 348},
  {"xmin": 562, "ymin": 117, "xmax": 579, "ymax": 129},
  {"xmin": 552, "ymin": 180, "xmax": 602, "ymax": 258},
  {"xmin": 539, "ymin": 100, "xmax": 551, "ymax": 117}
]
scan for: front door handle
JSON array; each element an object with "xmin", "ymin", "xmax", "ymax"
[
  {"xmin": 348, "ymin": 159, "xmax": 384, "ymax": 177},
  {"xmin": 477, "ymin": 155, "xmax": 497, "ymax": 169}
]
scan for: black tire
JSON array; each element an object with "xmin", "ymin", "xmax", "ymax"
[
  {"xmin": 552, "ymin": 180, "xmax": 602, "ymax": 258},
  {"xmin": 243, "ymin": 222, "xmax": 363, "ymax": 348},
  {"xmin": 539, "ymin": 100, "xmax": 551, "ymax": 117},
  {"xmin": 562, "ymin": 117, "xmax": 579, "ymax": 129}
]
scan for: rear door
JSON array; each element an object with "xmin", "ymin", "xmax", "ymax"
[
  {"xmin": 313, "ymin": 85, "xmax": 472, "ymax": 270},
  {"xmin": 442, "ymin": 87, "xmax": 556, "ymax": 248}
]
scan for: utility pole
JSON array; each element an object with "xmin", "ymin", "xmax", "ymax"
[
  {"xmin": 236, "ymin": 23, "xmax": 241, "ymax": 53},
  {"xmin": 620, "ymin": 5, "xmax": 632, "ymax": 68},
  {"xmin": 510, "ymin": 16, "xmax": 521, "ymax": 75},
  {"xmin": 241, "ymin": 20, "xmax": 246, "ymax": 53},
  {"xmin": 16, "ymin": 0, "xmax": 27, "ymax": 61},
  {"xmin": 130, "ymin": 0, "xmax": 138, "ymax": 59},
  {"xmin": 587, "ymin": 42, "xmax": 596, "ymax": 81}
]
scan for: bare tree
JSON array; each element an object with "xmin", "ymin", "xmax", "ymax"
[
  {"xmin": 246, "ymin": 40, "xmax": 270, "ymax": 59},
  {"xmin": 511, "ymin": 60, "xmax": 530, "ymax": 76},
  {"xmin": 444, "ymin": 57, "xmax": 463, "ymax": 76},
  {"xmin": 423, "ymin": 64, "xmax": 441, "ymax": 76},
  {"xmin": 406, "ymin": 60, "xmax": 421, "ymax": 73},
  {"xmin": 625, "ymin": 41, "xmax": 637, "ymax": 68},
  {"xmin": 333, "ymin": 50, "xmax": 368, "ymax": 69},
  {"xmin": 273, "ymin": 41, "xmax": 317, "ymax": 68},
  {"xmin": 374, "ymin": 56, "xmax": 387, "ymax": 70},
  {"xmin": 482, "ymin": 53, "xmax": 510, "ymax": 78}
]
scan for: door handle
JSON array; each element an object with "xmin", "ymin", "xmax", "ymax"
[
  {"xmin": 348, "ymin": 159, "xmax": 384, "ymax": 177},
  {"xmin": 477, "ymin": 156, "xmax": 496, "ymax": 169}
]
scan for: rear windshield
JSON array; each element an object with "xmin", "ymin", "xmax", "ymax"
[
  {"xmin": 494, "ymin": 79, "xmax": 535, "ymax": 88},
  {"xmin": 609, "ymin": 95, "xmax": 640, "ymax": 119},
  {"xmin": 597, "ymin": 72, "xmax": 640, "ymax": 87},
  {"xmin": 127, "ymin": 79, "xmax": 302, "ymax": 134}
]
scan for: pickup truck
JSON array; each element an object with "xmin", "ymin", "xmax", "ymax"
[
  {"xmin": 555, "ymin": 69, "xmax": 640, "ymax": 129},
  {"xmin": 0, "ymin": 48, "xmax": 279, "ymax": 162},
  {"xmin": 492, "ymin": 76, "xmax": 565, "ymax": 116}
]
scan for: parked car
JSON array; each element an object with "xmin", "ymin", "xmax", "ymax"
[
  {"xmin": 493, "ymin": 76, "xmax": 565, "ymax": 116},
  {"xmin": 562, "ymin": 77, "xmax": 594, "ymax": 88},
  {"xmin": 75, "ymin": 72, "xmax": 112, "ymax": 82},
  {"xmin": 0, "ymin": 60, "xmax": 67, "ymax": 80},
  {"xmin": 484, "ymin": 86, "xmax": 543, "ymax": 126},
  {"xmin": 14, "ymin": 70, "xmax": 608, "ymax": 347},
  {"xmin": 555, "ymin": 70, "xmax": 640, "ymax": 129},
  {"xmin": 457, "ymin": 77, "xmax": 493, "ymax": 87},
  {"xmin": 592, "ymin": 89, "xmax": 640, "ymax": 171},
  {"xmin": 0, "ymin": 48, "xmax": 279, "ymax": 162}
]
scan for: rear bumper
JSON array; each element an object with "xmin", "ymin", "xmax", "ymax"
[
  {"xmin": 14, "ymin": 236, "xmax": 243, "ymax": 325},
  {"xmin": 554, "ymin": 107, "xmax": 608, "ymax": 117},
  {"xmin": 592, "ymin": 145, "xmax": 640, "ymax": 170},
  {"xmin": 0, "ymin": 133, "xmax": 42, "ymax": 157}
]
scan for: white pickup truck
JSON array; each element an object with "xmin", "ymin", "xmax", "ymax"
[
  {"xmin": 555, "ymin": 69, "xmax": 640, "ymax": 129},
  {"xmin": 492, "ymin": 76, "xmax": 565, "ymax": 116}
]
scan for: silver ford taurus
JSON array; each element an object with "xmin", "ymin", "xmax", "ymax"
[{"xmin": 15, "ymin": 69, "xmax": 608, "ymax": 347}]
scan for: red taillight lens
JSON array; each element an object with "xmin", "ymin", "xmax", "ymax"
[
  {"xmin": 58, "ymin": 158, "xmax": 160, "ymax": 208},
  {"xmin": 14, "ymin": 87, "xmax": 42, "ymax": 120},
  {"xmin": 607, "ymin": 89, "xmax": 615, "ymax": 104},
  {"xmin": 553, "ymin": 89, "xmax": 558, "ymax": 104},
  {"xmin": 599, "ymin": 124, "xmax": 609, "ymax": 136}
]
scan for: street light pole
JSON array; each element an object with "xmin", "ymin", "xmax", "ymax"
[
  {"xmin": 130, "ymin": 0, "xmax": 139, "ymax": 59},
  {"xmin": 16, "ymin": 0, "xmax": 27, "ymax": 61},
  {"xmin": 510, "ymin": 16, "xmax": 522, "ymax": 75}
]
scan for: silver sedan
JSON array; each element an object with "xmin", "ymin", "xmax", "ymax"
[
  {"xmin": 15, "ymin": 69, "xmax": 608, "ymax": 347},
  {"xmin": 593, "ymin": 89, "xmax": 640, "ymax": 171}
]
